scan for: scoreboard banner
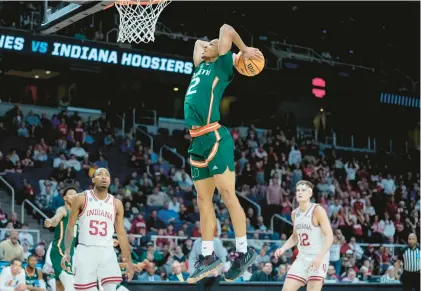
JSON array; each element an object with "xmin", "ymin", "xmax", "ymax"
[{"xmin": 0, "ymin": 28, "xmax": 193, "ymax": 75}]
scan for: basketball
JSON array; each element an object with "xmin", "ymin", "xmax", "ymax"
[{"xmin": 234, "ymin": 51, "xmax": 265, "ymax": 77}]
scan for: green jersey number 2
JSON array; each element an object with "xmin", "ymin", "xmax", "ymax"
[{"xmin": 187, "ymin": 77, "xmax": 200, "ymax": 96}]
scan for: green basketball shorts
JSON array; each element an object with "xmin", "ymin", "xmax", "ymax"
[{"xmin": 188, "ymin": 122, "xmax": 235, "ymax": 181}]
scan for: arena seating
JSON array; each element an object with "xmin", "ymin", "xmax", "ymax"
[{"xmin": 0, "ymin": 102, "xmax": 419, "ymax": 284}]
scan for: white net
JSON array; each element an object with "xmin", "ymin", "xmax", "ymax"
[{"xmin": 115, "ymin": 0, "xmax": 171, "ymax": 43}]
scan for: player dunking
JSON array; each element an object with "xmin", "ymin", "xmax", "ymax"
[
  {"xmin": 44, "ymin": 187, "xmax": 78, "ymax": 291},
  {"xmin": 185, "ymin": 24, "xmax": 263, "ymax": 283},
  {"xmin": 275, "ymin": 181, "xmax": 333, "ymax": 291},
  {"xmin": 62, "ymin": 168, "xmax": 134, "ymax": 291}
]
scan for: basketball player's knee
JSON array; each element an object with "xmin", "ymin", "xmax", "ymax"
[
  {"xmin": 219, "ymin": 188, "xmax": 239, "ymax": 209},
  {"xmin": 306, "ymin": 282, "xmax": 323, "ymax": 291}
]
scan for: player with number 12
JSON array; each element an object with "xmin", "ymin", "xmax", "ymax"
[{"xmin": 274, "ymin": 180, "xmax": 333, "ymax": 291}]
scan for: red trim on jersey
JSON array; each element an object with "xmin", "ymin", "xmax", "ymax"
[
  {"xmin": 311, "ymin": 204, "xmax": 320, "ymax": 227},
  {"xmin": 308, "ymin": 276, "xmax": 324, "ymax": 281},
  {"xmin": 90, "ymin": 190, "xmax": 98, "ymax": 201},
  {"xmin": 104, "ymin": 194, "xmax": 111, "ymax": 204},
  {"xmin": 304, "ymin": 203, "xmax": 314, "ymax": 216},
  {"xmin": 101, "ymin": 276, "xmax": 123, "ymax": 285},
  {"xmin": 286, "ymin": 274, "xmax": 306, "ymax": 284},
  {"xmin": 74, "ymin": 282, "xmax": 97, "ymax": 290},
  {"xmin": 79, "ymin": 193, "xmax": 88, "ymax": 217}
]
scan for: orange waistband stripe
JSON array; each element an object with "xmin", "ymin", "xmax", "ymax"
[{"xmin": 189, "ymin": 122, "xmax": 221, "ymax": 138}]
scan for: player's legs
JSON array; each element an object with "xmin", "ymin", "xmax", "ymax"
[
  {"xmin": 46, "ymin": 278, "xmax": 56, "ymax": 291},
  {"xmin": 55, "ymin": 280, "xmax": 63, "ymax": 291},
  {"xmin": 98, "ymin": 247, "xmax": 122, "ymax": 288},
  {"xmin": 59, "ymin": 271, "xmax": 75, "ymax": 291},
  {"xmin": 306, "ymin": 255, "xmax": 329, "ymax": 291},
  {"xmin": 209, "ymin": 134, "xmax": 256, "ymax": 281},
  {"xmin": 195, "ymin": 176, "xmax": 216, "ymax": 243},
  {"xmin": 286, "ymin": 257, "xmax": 309, "ymax": 287},
  {"xmin": 187, "ymin": 174, "xmax": 223, "ymax": 283},
  {"xmin": 74, "ymin": 245, "xmax": 99, "ymax": 291},
  {"xmin": 50, "ymin": 248, "xmax": 74, "ymax": 291},
  {"xmin": 306, "ymin": 280, "xmax": 324, "ymax": 291},
  {"xmin": 282, "ymin": 278, "xmax": 306, "ymax": 291}
]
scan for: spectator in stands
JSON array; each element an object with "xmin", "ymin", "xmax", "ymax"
[
  {"xmin": 249, "ymin": 262, "xmax": 274, "ymax": 281},
  {"xmin": 330, "ymin": 235, "xmax": 341, "ymax": 275},
  {"xmin": 138, "ymin": 262, "xmax": 161, "ymax": 282},
  {"xmin": 146, "ymin": 211, "xmax": 165, "ymax": 232},
  {"xmin": 147, "ymin": 187, "xmax": 169, "ymax": 207},
  {"xmin": 381, "ymin": 174, "xmax": 396, "ymax": 196},
  {"xmin": 7, "ymin": 213, "xmax": 21, "ymax": 229},
  {"xmin": 0, "ymin": 231, "xmax": 24, "ymax": 261},
  {"xmin": 0, "ymin": 258, "xmax": 27, "ymax": 291},
  {"xmin": 288, "ymin": 144, "xmax": 302, "ymax": 165},
  {"xmin": 66, "ymin": 155, "xmax": 81, "ymax": 171},
  {"xmin": 0, "ymin": 206, "xmax": 7, "ymax": 228},
  {"xmin": 341, "ymin": 268, "xmax": 359, "ymax": 283},
  {"xmin": 158, "ymin": 203, "xmax": 179, "ymax": 225},
  {"xmin": 53, "ymin": 153, "xmax": 67, "ymax": 169},
  {"xmin": 17, "ymin": 224, "xmax": 33, "ymax": 247},
  {"xmin": 17, "ymin": 122, "xmax": 29, "ymax": 138},
  {"xmin": 168, "ymin": 261, "xmax": 189, "ymax": 281},
  {"xmin": 69, "ymin": 141, "xmax": 87, "ymax": 158},
  {"xmin": 275, "ymin": 264, "xmax": 287, "ymax": 282},
  {"xmin": 380, "ymin": 265, "xmax": 400, "ymax": 283},
  {"xmin": 325, "ymin": 265, "xmax": 339, "ymax": 283}
]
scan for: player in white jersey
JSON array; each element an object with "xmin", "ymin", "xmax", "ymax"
[
  {"xmin": 62, "ymin": 168, "xmax": 134, "ymax": 291},
  {"xmin": 275, "ymin": 180, "xmax": 333, "ymax": 291}
]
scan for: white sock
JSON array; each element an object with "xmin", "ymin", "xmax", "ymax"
[
  {"xmin": 236, "ymin": 235, "xmax": 248, "ymax": 253},
  {"xmin": 202, "ymin": 240, "xmax": 214, "ymax": 256}
]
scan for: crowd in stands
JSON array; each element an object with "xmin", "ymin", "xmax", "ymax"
[{"xmin": 0, "ymin": 104, "xmax": 419, "ymax": 285}]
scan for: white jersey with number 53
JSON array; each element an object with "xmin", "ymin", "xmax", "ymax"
[
  {"xmin": 78, "ymin": 190, "xmax": 116, "ymax": 247},
  {"xmin": 294, "ymin": 203, "xmax": 324, "ymax": 256}
]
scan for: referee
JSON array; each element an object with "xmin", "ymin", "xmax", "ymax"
[{"xmin": 396, "ymin": 233, "xmax": 420, "ymax": 291}]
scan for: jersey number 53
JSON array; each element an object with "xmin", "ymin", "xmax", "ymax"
[{"xmin": 89, "ymin": 220, "xmax": 107, "ymax": 237}]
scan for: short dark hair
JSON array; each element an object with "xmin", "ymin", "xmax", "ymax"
[
  {"xmin": 296, "ymin": 180, "xmax": 314, "ymax": 189},
  {"xmin": 27, "ymin": 254, "xmax": 37, "ymax": 261},
  {"xmin": 63, "ymin": 186, "xmax": 78, "ymax": 197},
  {"xmin": 10, "ymin": 258, "xmax": 22, "ymax": 266}
]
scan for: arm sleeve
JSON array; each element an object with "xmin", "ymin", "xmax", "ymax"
[{"xmin": 216, "ymin": 51, "xmax": 233, "ymax": 77}]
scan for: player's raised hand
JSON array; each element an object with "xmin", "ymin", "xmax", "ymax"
[
  {"xmin": 44, "ymin": 219, "xmax": 52, "ymax": 228},
  {"xmin": 274, "ymin": 247, "xmax": 285, "ymax": 258},
  {"xmin": 241, "ymin": 47, "xmax": 264, "ymax": 61}
]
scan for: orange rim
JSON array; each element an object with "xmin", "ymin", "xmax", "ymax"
[{"xmin": 105, "ymin": 0, "xmax": 166, "ymax": 9}]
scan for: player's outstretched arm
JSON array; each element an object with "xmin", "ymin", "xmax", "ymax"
[
  {"xmin": 44, "ymin": 207, "xmax": 67, "ymax": 228},
  {"xmin": 274, "ymin": 210, "xmax": 299, "ymax": 257},
  {"xmin": 218, "ymin": 24, "xmax": 263, "ymax": 60},
  {"xmin": 115, "ymin": 199, "xmax": 134, "ymax": 280},
  {"xmin": 314, "ymin": 206, "xmax": 334, "ymax": 260},
  {"xmin": 64, "ymin": 194, "xmax": 84, "ymax": 254},
  {"xmin": 193, "ymin": 40, "xmax": 210, "ymax": 67}
]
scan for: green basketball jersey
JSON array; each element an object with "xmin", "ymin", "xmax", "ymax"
[
  {"xmin": 25, "ymin": 267, "xmax": 39, "ymax": 287},
  {"xmin": 184, "ymin": 51, "xmax": 233, "ymax": 128},
  {"xmin": 52, "ymin": 209, "xmax": 77, "ymax": 256}
]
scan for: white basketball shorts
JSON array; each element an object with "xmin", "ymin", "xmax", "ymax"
[
  {"xmin": 74, "ymin": 244, "xmax": 122, "ymax": 290},
  {"xmin": 286, "ymin": 252, "xmax": 330, "ymax": 285}
]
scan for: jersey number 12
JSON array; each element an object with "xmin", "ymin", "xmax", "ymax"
[
  {"xmin": 299, "ymin": 233, "xmax": 310, "ymax": 246},
  {"xmin": 186, "ymin": 77, "xmax": 200, "ymax": 96}
]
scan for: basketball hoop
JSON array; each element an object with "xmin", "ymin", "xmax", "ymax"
[{"xmin": 112, "ymin": 0, "xmax": 171, "ymax": 44}]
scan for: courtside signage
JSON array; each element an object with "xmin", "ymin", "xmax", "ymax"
[{"xmin": 0, "ymin": 30, "xmax": 193, "ymax": 75}]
